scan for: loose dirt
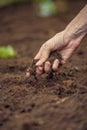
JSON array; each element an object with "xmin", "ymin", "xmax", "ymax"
[
  {"xmin": 28, "ymin": 51, "xmax": 62, "ymax": 80},
  {"xmin": 0, "ymin": 1, "xmax": 87, "ymax": 130}
]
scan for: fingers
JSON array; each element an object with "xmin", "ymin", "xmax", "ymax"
[
  {"xmin": 36, "ymin": 66, "xmax": 43, "ymax": 75},
  {"xmin": 35, "ymin": 49, "xmax": 50, "ymax": 66},
  {"xmin": 34, "ymin": 52, "xmax": 41, "ymax": 60},
  {"xmin": 44, "ymin": 61, "xmax": 51, "ymax": 73},
  {"xmin": 26, "ymin": 42, "xmax": 51, "ymax": 77},
  {"xmin": 36, "ymin": 59, "xmax": 60, "ymax": 75},
  {"xmin": 26, "ymin": 36, "xmax": 63, "ymax": 77},
  {"xmin": 26, "ymin": 58, "xmax": 60, "ymax": 77},
  {"xmin": 52, "ymin": 59, "xmax": 60, "ymax": 71}
]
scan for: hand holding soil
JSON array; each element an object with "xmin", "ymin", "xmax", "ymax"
[
  {"xmin": 26, "ymin": 5, "xmax": 87, "ymax": 78},
  {"xmin": 26, "ymin": 30, "xmax": 82, "ymax": 78},
  {"xmin": 26, "ymin": 51, "xmax": 62, "ymax": 79}
]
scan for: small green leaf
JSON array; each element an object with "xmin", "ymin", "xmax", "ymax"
[{"xmin": 0, "ymin": 45, "xmax": 18, "ymax": 58}]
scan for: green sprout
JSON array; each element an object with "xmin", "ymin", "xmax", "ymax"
[{"xmin": 0, "ymin": 45, "xmax": 18, "ymax": 58}]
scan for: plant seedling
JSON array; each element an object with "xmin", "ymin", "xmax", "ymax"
[{"xmin": 0, "ymin": 45, "xmax": 18, "ymax": 58}]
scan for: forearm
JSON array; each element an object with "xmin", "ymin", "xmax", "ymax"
[{"xmin": 65, "ymin": 5, "xmax": 87, "ymax": 40}]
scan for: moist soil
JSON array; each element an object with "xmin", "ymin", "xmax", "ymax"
[{"xmin": 0, "ymin": 1, "xmax": 87, "ymax": 130}]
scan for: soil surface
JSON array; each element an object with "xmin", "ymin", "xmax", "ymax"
[{"xmin": 0, "ymin": 1, "xmax": 87, "ymax": 130}]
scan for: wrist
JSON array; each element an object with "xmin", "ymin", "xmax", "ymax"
[{"xmin": 64, "ymin": 27, "xmax": 85, "ymax": 45}]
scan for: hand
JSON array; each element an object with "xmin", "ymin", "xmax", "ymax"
[
  {"xmin": 26, "ymin": 5, "xmax": 87, "ymax": 77},
  {"xmin": 26, "ymin": 30, "xmax": 82, "ymax": 77}
]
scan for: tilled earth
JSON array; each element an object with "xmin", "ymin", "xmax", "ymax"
[{"xmin": 0, "ymin": 1, "xmax": 87, "ymax": 130}]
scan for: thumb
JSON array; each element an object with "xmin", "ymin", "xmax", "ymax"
[{"xmin": 36, "ymin": 50, "xmax": 50, "ymax": 66}]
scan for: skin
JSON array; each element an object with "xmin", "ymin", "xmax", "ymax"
[{"xmin": 26, "ymin": 5, "xmax": 87, "ymax": 77}]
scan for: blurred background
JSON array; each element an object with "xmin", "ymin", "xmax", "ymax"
[
  {"xmin": 0, "ymin": 0, "xmax": 86, "ymax": 58},
  {"xmin": 0, "ymin": 0, "xmax": 86, "ymax": 15},
  {"xmin": 0, "ymin": 0, "xmax": 30, "ymax": 6}
]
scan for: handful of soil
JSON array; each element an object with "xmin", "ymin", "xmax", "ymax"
[{"xmin": 28, "ymin": 51, "xmax": 62, "ymax": 80}]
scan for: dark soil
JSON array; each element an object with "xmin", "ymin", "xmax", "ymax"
[
  {"xmin": 28, "ymin": 51, "xmax": 62, "ymax": 80},
  {"xmin": 0, "ymin": 1, "xmax": 87, "ymax": 130}
]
